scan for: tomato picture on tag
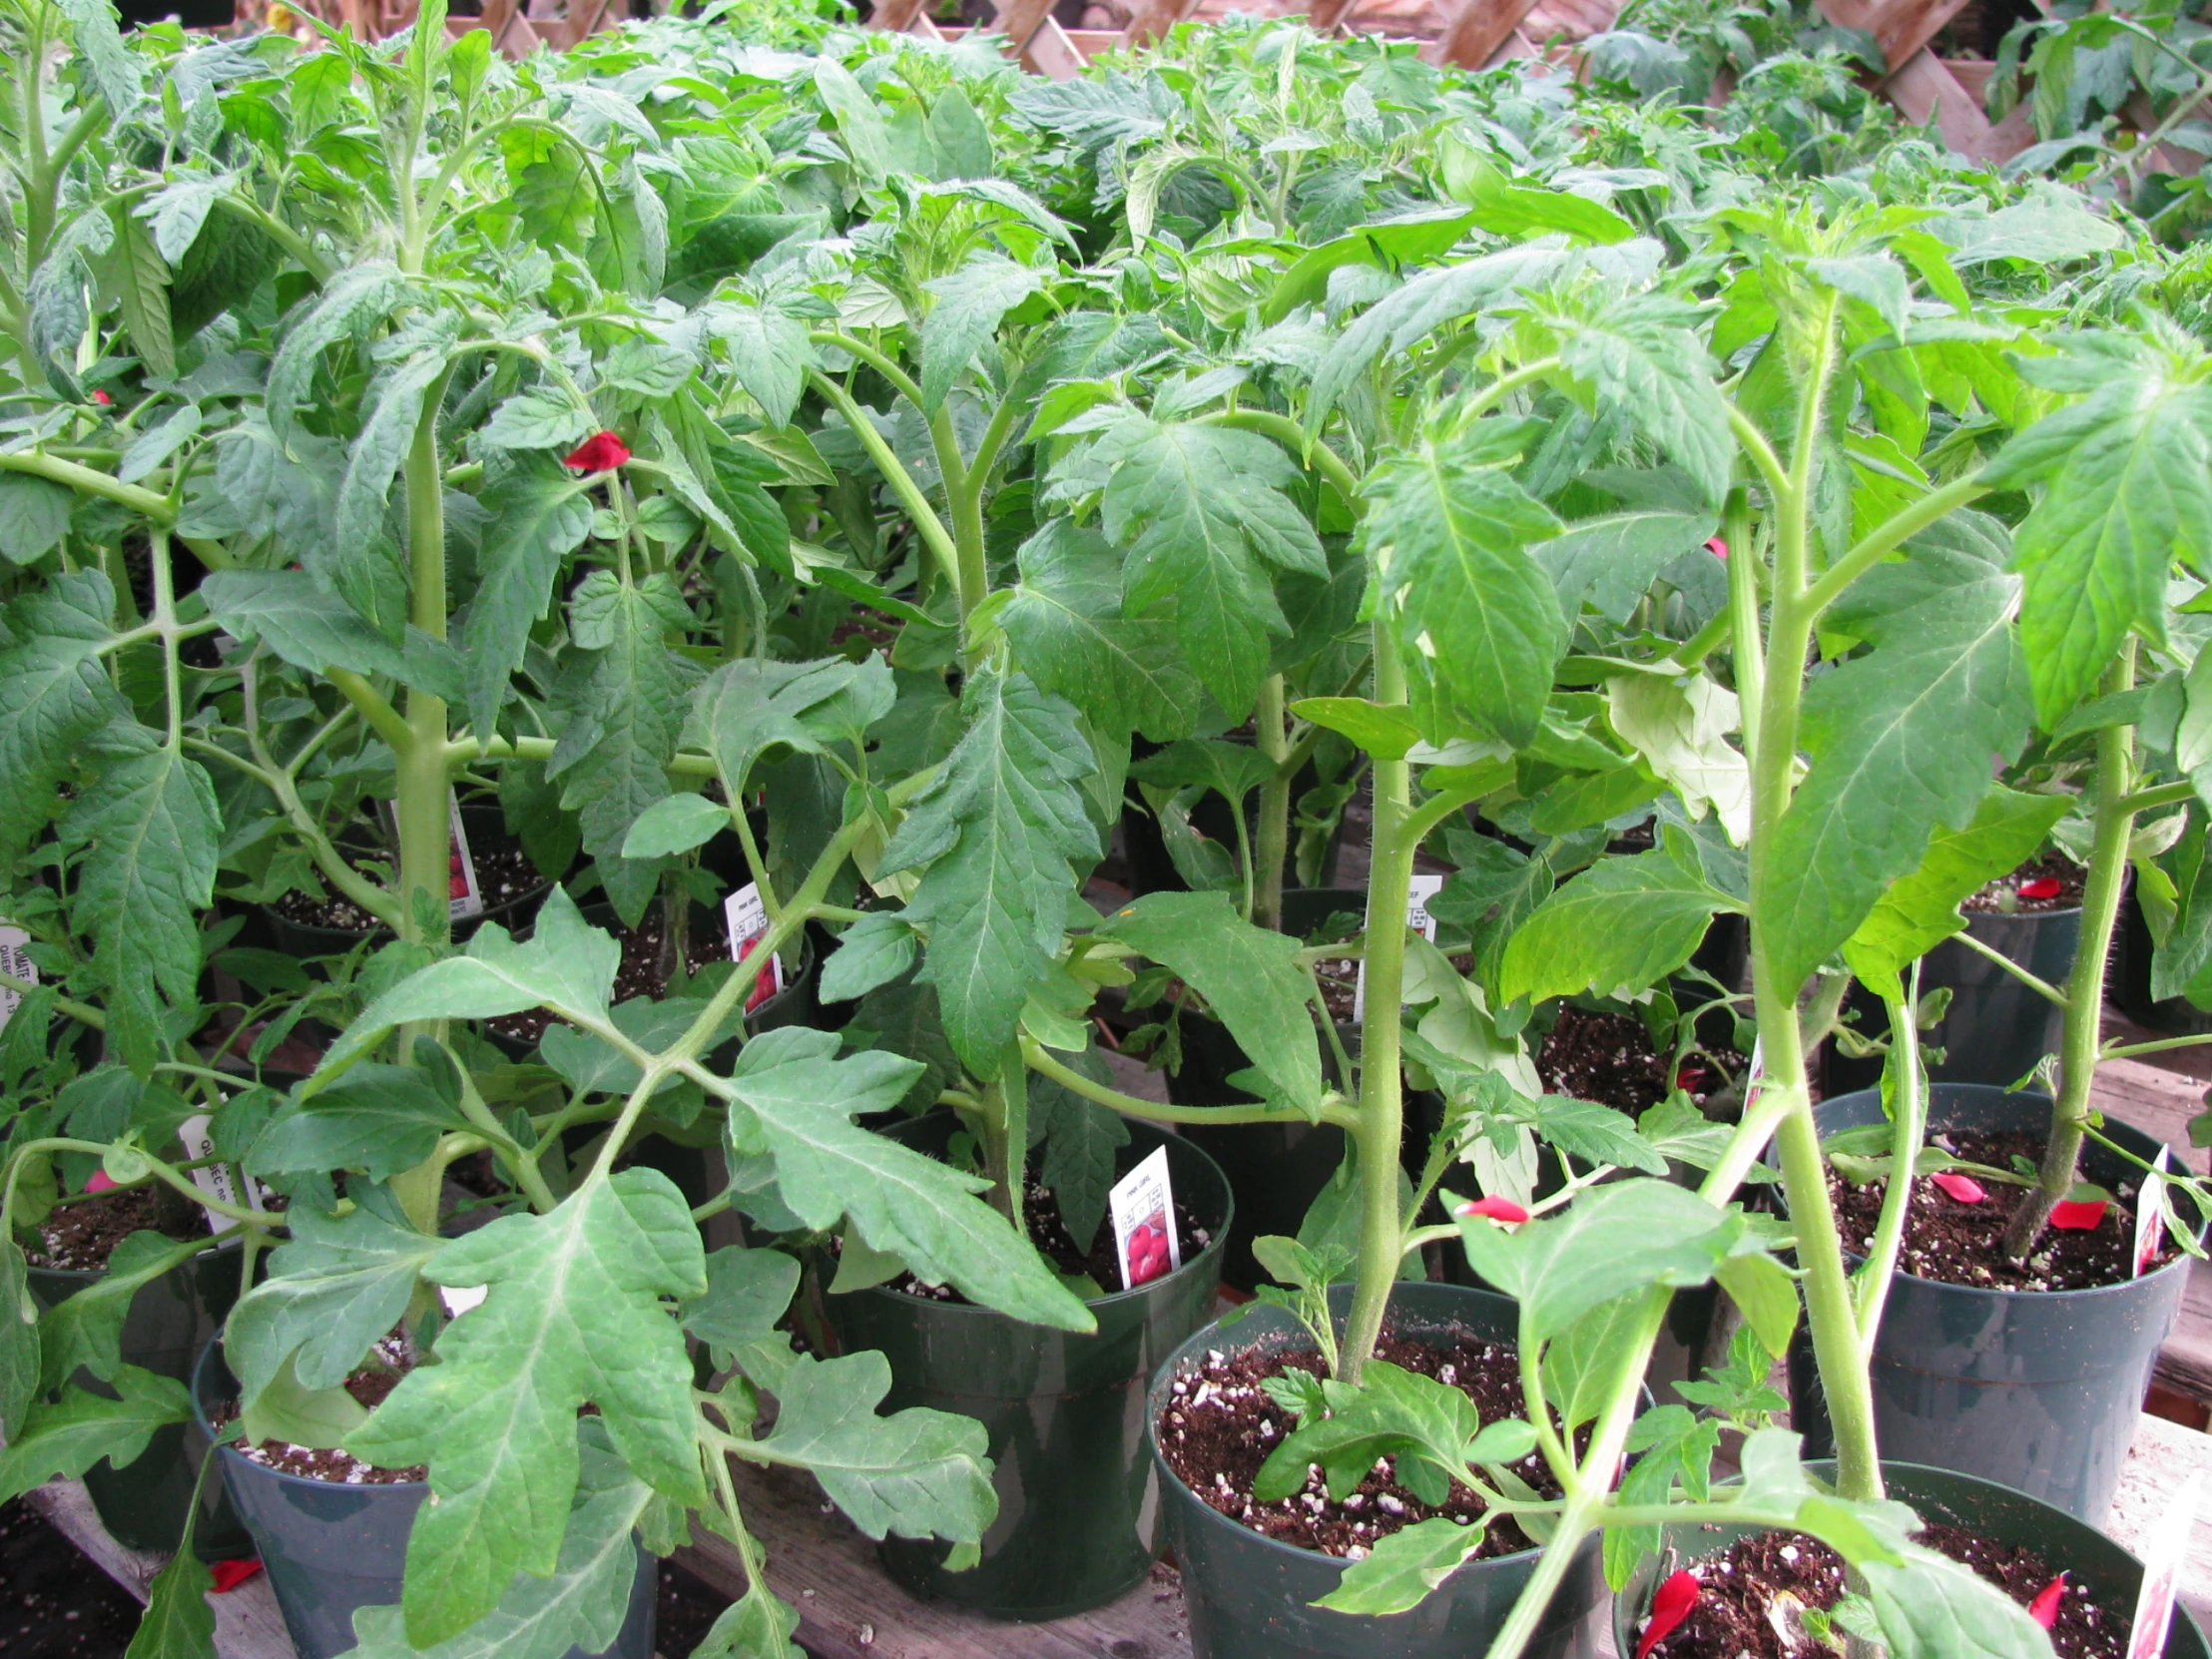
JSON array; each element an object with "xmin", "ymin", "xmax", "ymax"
[
  {"xmin": 723, "ymin": 882, "xmax": 785, "ymax": 1014},
  {"xmin": 1109, "ymin": 1147, "xmax": 1181, "ymax": 1291},
  {"xmin": 2136, "ymin": 1147, "xmax": 2175, "ymax": 1278},
  {"xmin": 445, "ymin": 794, "xmax": 484, "ymax": 921},
  {"xmin": 0, "ymin": 923, "xmax": 35, "ymax": 1035}
]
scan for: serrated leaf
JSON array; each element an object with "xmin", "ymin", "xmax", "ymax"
[
  {"xmin": 37, "ymin": 1230, "xmax": 207, "ymax": 1393},
  {"xmin": 694, "ymin": 1581, "xmax": 801, "ymax": 1659},
  {"xmin": 1539, "ymin": 509, "xmax": 1720, "ymax": 625},
  {"xmin": 877, "ymin": 669, "xmax": 1099, "ymax": 1076},
  {"xmin": 0, "ymin": 474, "xmax": 75, "ymax": 565},
  {"xmin": 108, "ymin": 207, "xmax": 176, "ymax": 381},
  {"xmin": 201, "ymin": 569, "xmax": 461, "ymax": 699},
  {"xmin": 463, "ymin": 459, "xmax": 593, "ymax": 738},
  {"xmin": 1556, "ymin": 298, "xmax": 1733, "ymax": 505},
  {"xmin": 818, "ymin": 911, "xmax": 916, "ymax": 1003},
  {"xmin": 59, "ymin": 0, "xmax": 142, "ymax": 115},
  {"xmin": 346, "ymin": 1170, "xmax": 706, "ymax": 1647},
  {"xmin": 1498, "ymin": 843, "xmax": 1734, "ymax": 1006},
  {"xmin": 0, "ymin": 569, "xmax": 126, "ymax": 863},
  {"xmin": 268, "ymin": 261, "xmax": 411, "ymax": 440},
  {"xmin": 620, "ymin": 792, "xmax": 730, "ymax": 859},
  {"xmin": 2, "ymin": 1243, "xmax": 40, "ymax": 1439},
  {"xmin": 722, "ymin": 1029, "xmax": 1090, "ymax": 1331},
  {"xmin": 140, "ymin": 176, "xmax": 230, "ymax": 266},
  {"xmin": 225, "ymin": 1197, "xmax": 441, "ymax": 1405},
  {"xmin": 694, "ymin": 656, "xmax": 859, "ymax": 799},
  {"xmin": 1312, "ymin": 1516, "xmax": 1486, "ymax": 1616},
  {"xmin": 1513, "ymin": 1093, "xmax": 1669, "ymax": 1175},
  {"xmin": 1364, "ymin": 428, "xmax": 1565, "ymax": 749},
  {"xmin": 1029, "ymin": 1054, "xmax": 1128, "ymax": 1253},
  {"xmin": 708, "ymin": 303, "xmax": 812, "ymax": 430},
  {"xmin": 1608, "ymin": 673, "xmax": 1750, "ymax": 843},
  {"xmin": 683, "ymin": 1247, "xmax": 801, "ymax": 1368},
  {"xmin": 332, "ymin": 345, "xmax": 450, "ymax": 640},
  {"xmin": 1097, "ymin": 891, "xmax": 1323, "ymax": 1116},
  {"xmin": 0, "ymin": 1366, "xmax": 191, "ymax": 1504},
  {"xmin": 920, "ymin": 254, "xmax": 1043, "ymax": 412},
  {"xmin": 1763, "ymin": 544, "xmax": 2031, "ymax": 997},
  {"xmin": 1861, "ymin": 1548, "xmax": 2062, "ymax": 1659},
  {"xmin": 125, "ymin": 1545, "xmax": 215, "ymax": 1659},
  {"xmin": 1255, "ymin": 1361, "xmax": 1488, "ymax": 1504},
  {"xmin": 249, "ymin": 1066, "xmax": 469, "ymax": 1184},
  {"xmin": 481, "ymin": 389, "xmax": 595, "ymax": 453}
]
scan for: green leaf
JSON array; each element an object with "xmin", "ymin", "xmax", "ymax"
[
  {"xmin": 694, "ymin": 1583, "xmax": 801, "ymax": 1659},
  {"xmin": 0, "ymin": 1366, "xmax": 191, "ymax": 1504},
  {"xmin": 1082, "ymin": 413, "xmax": 1327, "ymax": 715},
  {"xmin": 754, "ymin": 1350, "xmax": 995, "ymax": 1545},
  {"xmin": 723, "ymin": 1030, "xmax": 1091, "ymax": 1331},
  {"xmin": 1097, "ymin": 891, "xmax": 1324, "ymax": 1116},
  {"xmin": 1554, "ymin": 296, "xmax": 1733, "ymax": 506},
  {"xmin": 1714, "ymin": 1253, "xmax": 1799, "ymax": 1356},
  {"xmin": 2, "ymin": 1241, "xmax": 41, "ymax": 1439},
  {"xmin": 920, "ymin": 253, "xmax": 1042, "ymax": 412},
  {"xmin": 336, "ymin": 1425, "xmax": 658, "ymax": 1659},
  {"xmin": 814, "ymin": 59, "xmax": 890, "ymax": 182},
  {"xmin": 878, "ymin": 669, "xmax": 1100, "ymax": 1076},
  {"xmin": 1607, "ymin": 673, "xmax": 1750, "ymax": 843},
  {"xmin": 1498, "ymin": 842, "xmax": 1735, "ymax": 1006},
  {"xmin": 37, "ymin": 1230, "xmax": 206, "ymax": 1392},
  {"xmin": 268, "ymin": 261, "xmax": 411, "ymax": 440},
  {"xmin": 1841, "ymin": 787, "xmax": 2071, "ymax": 995},
  {"xmin": 249, "ymin": 1065, "xmax": 469, "ymax": 1184},
  {"xmin": 225, "ymin": 1197, "xmax": 441, "ymax": 1406},
  {"xmin": 1513, "ymin": 1093, "xmax": 1669, "ymax": 1175},
  {"xmin": 683, "ymin": 1247, "xmax": 801, "ymax": 1368},
  {"xmin": 709, "ymin": 302, "xmax": 813, "ymax": 430},
  {"xmin": 481, "ymin": 390, "xmax": 595, "ymax": 453},
  {"xmin": 332, "ymin": 345, "xmax": 451, "ymax": 639},
  {"xmin": 1363, "ymin": 428, "xmax": 1565, "ymax": 749},
  {"xmin": 108, "ymin": 208, "xmax": 176, "ymax": 382},
  {"xmin": 58, "ymin": 0, "xmax": 141, "ymax": 115},
  {"xmin": 1541, "ymin": 1291, "xmax": 1649, "ymax": 1434},
  {"xmin": 1313, "ymin": 1516, "xmax": 1487, "ymax": 1616},
  {"xmin": 1763, "ymin": 544, "xmax": 2031, "ymax": 996},
  {"xmin": 0, "ymin": 570, "xmax": 126, "ymax": 863},
  {"xmin": 1290, "ymin": 698, "xmax": 1426, "ymax": 762},
  {"xmin": 463, "ymin": 459, "xmax": 593, "ymax": 739},
  {"xmin": 1254, "ymin": 1361, "xmax": 1490, "ymax": 1504},
  {"xmin": 1028, "ymin": 1054, "xmax": 1129, "ymax": 1253},
  {"xmin": 312, "ymin": 889, "xmax": 619, "ymax": 1080},
  {"xmin": 346, "ymin": 1170, "xmax": 707, "ymax": 1647},
  {"xmin": 125, "ymin": 1546, "xmax": 215, "ymax": 1659},
  {"xmin": 1861, "ymin": 1548, "xmax": 2064, "ymax": 1659},
  {"xmin": 619, "ymin": 793, "xmax": 730, "ymax": 859},
  {"xmin": 0, "ymin": 473, "xmax": 77, "ymax": 565},
  {"xmin": 1128, "ymin": 739, "xmax": 1279, "ymax": 807},
  {"xmin": 1605, "ymin": 1402, "xmax": 1723, "ymax": 1588},
  {"xmin": 998, "ymin": 521, "xmax": 1205, "ymax": 742},
  {"xmin": 241, "ymin": 1353, "xmax": 369, "ymax": 1449},
  {"xmin": 694, "ymin": 656, "xmax": 863, "ymax": 799},
  {"xmin": 818, "ymin": 912, "xmax": 916, "ymax": 1004},
  {"xmin": 1453, "ymin": 1178, "xmax": 1740, "ymax": 1342},
  {"xmin": 60, "ymin": 740, "xmax": 221, "ymax": 1073},
  {"xmin": 200, "ymin": 569, "xmax": 462, "ymax": 701},
  {"xmin": 1451, "ymin": 152, "xmax": 1634, "ymax": 245}
]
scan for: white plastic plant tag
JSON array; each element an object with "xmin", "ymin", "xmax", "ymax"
[
  {"xmin": 2126, "ymin": 1468, "xmax": 2199, "ymax": 1659},
  {"xmin": 445, "ymin": 794, "xmax": 484, "ymax": 922},
  {"xmin": 1109, "ymin": 1145, "xmax": 1181, "ymax": 1291},
  {"xmin": 1354, "ymin": 872, "xmax": 1446, "ymax": 1021},
  {"xmin": 442, "ymin": 1284, "xmax": 490, "ymax": 1318},
  {"xmin": 723, "ymin": 882, "xmax": 786, "ymax": 1014},
  {"xmin": 2135, "ymin": 1147, "xmax": 2175, "ymax": 1279},
  {"xmin": 176, "ymin": 1113, "xmax": 265, "ymax": 1238},
  {"xmin": 0, "ymin": 923, "xmax": 36, "ymax": 1034}
]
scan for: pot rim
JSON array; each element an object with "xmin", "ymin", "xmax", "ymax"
[
  {"xmin": 1145, "ymin": 1282, "xmax": 1550, "ymax": 1576},
  {"xmin": 1811, "ymin": 1083, "xmax": 2198, "ymax": 1306},
  {"xmin": 26, "ymin": 1225, "xmax": 246, "ymax": 1286},
  {"xmin": 849, "ymin": 1118, "xmax": 1234, "ymax": 1324},
  {"xmin": 191, "ymin": 1333, "xmax": 429, "ymax": 1496}
]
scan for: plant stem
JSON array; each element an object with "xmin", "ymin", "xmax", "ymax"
[
  {"xmin": 2006, "ymin": 641, "xmax": 2137, "ymax": 1258},
  {"xmin": 1951, "ymin": 928, "xmax": 2070, "ymax": 1008},
  {"xmin": 1855, "ymin": 969, "xmax": 1923, "ymax": 1357},
  {"xmin": 996, "ymin": 1038, "xmax": 1027, "ymax": 1234},
  {"xmin": 1723, "ymin": 487, "xmax": 1761, "ymax": 758},
  {"xmin": 1254, "ymin": 675, "xmax": 1292, "ymax": 932},
  {"xmin": 1019, "ymin": 1039, "xmax": 1359, "ymax": 1129},
  {"xmin": 395, "ymin": 383, "xmax": 454, "ymax": 945}
]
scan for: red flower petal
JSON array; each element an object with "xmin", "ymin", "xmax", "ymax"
[
  {"xmin": 2017, "ymin": 877, "xmax": 2063, "ymax": 900},
  {"xmin": 1930, "ymin": 1172, "xmax": 1986, "ymax": 1204},
  {"xmin": 209, "ymin": 1559, "xmax": 263, "ymax": 1593},
  {"xmin": 1705, "ymin": 537, "xmax": 1728, "ymax": 561},
  {"xmin": 1457, "ymin": 1196, "xmax": 1531, "ymax": 1225},
  {"xmin": 85, "ymin": 1171, "xmax": 117, "ymax": 1194},
  {"xmin": 2029, "ymin": 1573, "xmax": 2066, "ymax": 1629},
  {"xmin": 2051, "ymin": 1200, "xmax": 2108, "ymax": 1231},
  {"xmin": 90, "ymin": 389, "xmax": 113, "ymax": 406},
  {"xmin": 1638, "ymin": 1569, "xmax": 1700, "ymax": 1659},
  {"xmin": 563, "ymin": 431, "xmax": 631, "ymax": 472}
]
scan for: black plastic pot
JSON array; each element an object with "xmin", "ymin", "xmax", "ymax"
[
  {"xmin": 1614, "ymin": 1461, "xmax": 2211, "ymax": 1659},
  {"xmin": 1825, "ymin": 907, "xmax": 2080, "ymax": 1094},
  {"xmin": 27, "ymin": 1240, "xmax": 252, "ymax": 1559},
  {"xmin": 1150, "ymin": 1280, "xmax": 1604, "ymax": 1659},
  {"xmin": 2115, "ymin": 891, "xmax": 2212, "ymax": 1036},
  {"xmin": 1118, "ymin": 760, "xmax": 1346, "ymax": 897},
  {"xmin": 820, "ymin": 1117, "xmax": 1231, "ymax": 1619},
  {"xmin": 191, "ymin": 1343, "xmax": 656, "ymax": 1659},
  {"xmin": 1787, "ymin": 1084, "xmax": 2191, "ymax": 1520}
]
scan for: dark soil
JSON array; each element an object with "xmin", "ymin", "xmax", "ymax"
[
  {"xmin": 1829, "ymin": 1129, "xmax": 2165, "ymax": 1292},
  {"xmin": 656, "ymin": 1558, "xmax": 733, "ymax": 1657},
  {"xmin": 0, "ymin": 1498, "xmax": 148, "ymax": 1657},
  {"xmin": 25, "ymin": 1186, "xmax": 206, "ymax": 1273},
  {"xmin": 1536, "ymin": 1006, "xmax": 1740, "ymax": 1114},
  {"xmin": 214, "ymin": 1334, "xmax": 425, "ymax": 1484},
  {"xmin": 1635, "ymin": 1523, "xmax": 2121, "ymax": 1659},
  {"xmin": 1962, "ymin": 849, "xmax": 2083, "ymax": 914},
  {"xmin": 487, "ymin": 905, "xmax": 768, "ymax": 1045},
  {"xmin": 1158, "ymin": 1331, "xmax": 1556, "ymax": 1560},
  {"xmin": 887, "ymin": 1174, "xmax": 1212, "ymax": 1300},
  {"xmin": 272, "ymin": 843, "xmax": 541, "ymax": 934}
]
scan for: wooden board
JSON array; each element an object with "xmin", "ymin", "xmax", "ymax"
[
  {"xmin": 1426, "ymin": 0, "xmax": 1547, "ymax": 68},
  {"xmin": 2109, "ymin": 1412, "xmax": 2212, "ymax": 1627}
]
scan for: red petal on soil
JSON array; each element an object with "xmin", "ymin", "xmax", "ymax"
[
  {"xmin": 2051, "ymin": 1200, "xmax": 2108, "ymax": 1230},
  {"xmin": 563, "ymin": 431, "xmax": 632, "ymax": 472},
  {"xmin": 1705, "ymin": 537, "xmax": 1728, "ymax": 561},
  {"xmin": 1638, "ymin": 1570, "xmax": 1700, "ymax": 1659},
  {"xmin": 1457, "ymin": 1196, "xmax": 1531, "ymax": 1225},
  {"xmin": 1930, "ymin": 1172, "xmax": 1986, "ymax": 1204},
  {"xmin": 84, "ymin": 1171, "xmax": 117, "ymax": 1194},
  {"xmin": 2028, "ymin": 1573, "xmax": 2066, "ymax": 1628},
  {"xmin": 2017, "ymin": 877, "xmax": 2063, "ymax": 900},
  {"xmin": 209, "ymin": 1560, "xmax": 263, "ymax": 1593}
]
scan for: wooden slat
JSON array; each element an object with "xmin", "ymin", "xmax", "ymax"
[
  {"xmin": 989, "ymin": 0, "xmax": 1059, "ymax": 59},
  {"xmin": 1121, "ymin": 0, "xmax": 1203, "ymax": 50},
  {"xmin": 2108, "ymin": 1413, "xmax": 2212, "ymax": 1623},
  {"xmin": 1880, "ymin": 48, "xmax": 2004, "ymax": 158},
  {"xmin": 1425, "ymin": 0, "xmax": 1547, "ymax": 70},
  {"xmin": 867, "ymin": 0, "xmax": 929, "ymax": 32},
  {"xmin": 1020, "ymin": 14, "xmax": 1090, "ymax": 78},
  {"xmin": 1304, "ymin": 0, "xmax": 1362, "ymax": 31},
  {"xmin": 1816, "ymin": 0, "xmax": 1972, "ymax": 73}
]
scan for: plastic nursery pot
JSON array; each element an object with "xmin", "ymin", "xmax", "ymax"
[
  {"xmin": 820, "ymin": 1116, "xmax": 1231, "ymax": 1620},
  {"xmin": 1825, "ymin": 904, "xmax": 2079, "ymax": 1094},
  {"xmin": 1169, "ymin": 887, "xmax": 1369, "ymax": 1291},
  {"xmin": 1116, "ymin": 757, "xmax": 1346, "ymax": 897},
  {"xmin": 1786, "ymin": 1084, "xmax": 2192, "ymax": 1521},
  {"xmin": 27, "ymin": 1238, "xmax": 253, "ymax": 1560},
  {"xmin": 1613, "ymin": 1460, "xmax": 2211, "ymax": 1659},
  {"xmin": 190, "ymin": 1342, "xmax": 656, "ymax": 1659},
  {"xmin": 2113, "ymin": 891, "xmax": 2212, "ymax": 1037},
  {"xmin": 1151, "ymin": 1281, "xmax": 1604, "ymax": 1659}
]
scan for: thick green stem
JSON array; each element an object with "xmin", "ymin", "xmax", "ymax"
[
  {"xmin": 2005, "ymin": 643, "xmax": 2137, "ymax": 1258},
  {"xmin": 1723, "ymin": 487, "xmax": 1761, "ymax": 758},
  {"xmin": 1253, "ymin": 675, "xmax": 1292, "ymax": 932},
  {"xmin": 1020, "ymin": 1038, "xmax": 1359, "ymax": 1129},
  {"xmin": 395, "ymin": 383, "xmax": 454, "ymax": 945},
  {"xmin": 1854, "ymin": 971, "xmax": 1924, "ymax": 1357}
]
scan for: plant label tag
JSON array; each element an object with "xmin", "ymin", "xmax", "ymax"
[
  {"xmin": 443, "ymin": 1284, "xmax": 489, "ymax": 1318},
  {"xmin": 445, "ymin": 794, "xmax": 484, "ymax": 922},
  {"xmin": 2126, "ymin": 1468, "xmax": 2200, "ymax": 1659},
  {"xmin": 1354, "ymin": 873, "xmax": 1447, "ymax": 1021},
  {"xmin": 1109, "ymin": 1146, "xmax": 1180, "ymax": 1291},
  {"xmin": 2135, "ymin": 1147, "xmax": 2176, "ymax": 1279},
  {"xmin": 176, "ymin": 1113, "xmax": 266, "ymax": 1238},
  {"xmin": 0, "ymin": 923, "xmax": 35, "ymax": 1034},
  {"xmin": 723, "ymin": 882, "xmax": 785, "ymax": 1014}
]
